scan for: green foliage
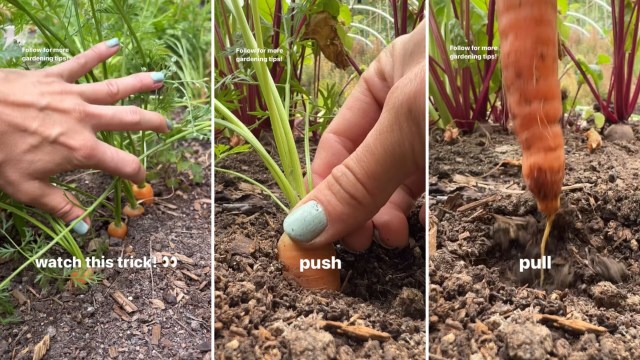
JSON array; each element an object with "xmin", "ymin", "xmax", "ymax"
[
  {"xmin": 148, "ymin": 142, "xmax": 210, "ymax": 189},
  {"xmin": 309, "ymin": 80, "xmax": 345, "ymax": 133},
  {"xmin": 564, "ymin": 0, "xmax": 640, "ymax": 123},
  {"xmin": 593, "ymin": 112, "xmax": 606, "ymax": 129},
  {"xmin": 429, "ymin": 0, "xmax": 502, "ymax": 131},
  {"xmin": 339, "ymin": 4, "xmax": 352, "ymax": 26},
  {"xmin": 321, "ymin": 0, "xmax": 340, "ymax": 17},
  {"xmin": 214, "ymin": 143, "xmax": 252, "ymax": 161},
  {"xmin": 573, "ymin": 56, "xmax": 603, "ymax": 89},
  {"xmin": 0, "ymin": 290, "xmax": 19, "ymax": 324},
  {"xmin": 257, "ymin": 0, "xmax": 290, "ymax": 23}
]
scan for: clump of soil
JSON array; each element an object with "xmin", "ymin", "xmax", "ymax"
[
  {"xmin": 0, "ymin": 140, "xmax": 211, "ymax": 359},
  {"xmin": 215, "ymin": 144, "xmax": 426, "ymax": 359},
  {"xmin": 429, "ymin": 125, "xmax": 640, "ymax": 359}
]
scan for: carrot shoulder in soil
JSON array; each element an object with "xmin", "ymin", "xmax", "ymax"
[{"xmin": 497, "ymin": 0, "xmax": 565, "ymax": 282}]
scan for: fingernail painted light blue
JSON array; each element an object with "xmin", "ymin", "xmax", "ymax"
[
  {"xmin": 166, "ymin": 119, "xmax": 174, "ymax": 130},
  {"xmin": 105, "ymin": 38, "xmax": 120, "ymax": 48},
  {"xmin": 283, "ymin": 201, "xmax": 327, "ymax": 243},
  {"xmin": 151, "ymin": 72, "xmax": 165, "ymax": 82},
  {"xmin": 72, "ymin": 219, "xmax": 89, "ymax": 235}
]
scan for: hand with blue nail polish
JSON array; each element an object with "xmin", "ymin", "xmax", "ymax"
[
  {"xmin": 284, "ymin": 21, "xmax": 426, "ymax": 251},
  {"xmin": 0, "ymin": 39, "xmax": 171, "ymax": 233}
]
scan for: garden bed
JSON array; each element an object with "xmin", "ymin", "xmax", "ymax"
[
  {"xmin": 214, "ymin": 143, "xmax": 426, "ymax": 359},
  {"xmin": 0, "ymin": 140, "xmax": 211, "ymax": 360},
  {"xmin": 429, "ymin": 124, "xmax": 640, "ymax": 359}
]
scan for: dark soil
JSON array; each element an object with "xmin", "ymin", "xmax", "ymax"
[
  {"xmin": 214, "ymin": 142, "xmax": 426, "ymax": 359},
  {"xmin": 429, "ymin": 124, "xmax": 640, "ymax": 359},
  {"xmin": 0, "ymin": 140, "xmax": 211, "ymax": 359}
]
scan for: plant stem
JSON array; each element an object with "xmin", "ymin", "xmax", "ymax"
[
  {"xmin": 570, "ymin": 83, "xmax": 582, "ymax": 118},
  {"xmin": 114, "ymin": 179, "xmax": 122, "ymax": 227},
  {"xmin": 111, "ymin": 0, "xmax": 147, "ymax": 67},
  {"xmin": 123, "ymin": 181, "xmax": 140, "ymax": 208},
  {"xmin": 71, "ymin": 0, "xmax": 87, "ymax": 51},
  {"xmin": 303, "ymin": 100, "xmax": 313, "ymax": 193},
  {"xmin": 138, "ymin": 121, "xmax": 210, "ymax": 161},
  {"xmin": 215, "ymin": 168, "xmax": 288, "ymax": 213},
  {"xmin": 88, "ymin": 0, "xmax": 108, "ymax": 78}
]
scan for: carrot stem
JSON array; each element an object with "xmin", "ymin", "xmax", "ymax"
[
  {"xmin": 114, "ymin": 179, "xmax": 122, "ymax": 227},
  {"xmin": 125, "ymin": 131, "xmax": 138, "ymax": 156},
  {"xmin": 123, "ymin": 181, "xmax": 140, "ymax": 208},
  {"xmin": 540, "ymin": 213, "xmax": 555, "ymax": 286}
]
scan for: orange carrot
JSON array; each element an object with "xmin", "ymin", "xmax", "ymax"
[
  {"xmin": 497, "ymin": 0, "xmax": 564, "ymax": 284},
  {"xmin": 70, "ymin": 267, "xmax": 94, "ymax": 286},
  {"xmin": 108, "ymin": 222, "xmax": 127, "ymax": 240},
  {"xmin": 123, "ymin": 204, "xmax": 145, "ymax": 217},
  {"xmin": 132, "ymin": 183, "xmax": 154, "ymax": 205},
  {"xmin": 497, "ymin": 0, "xmax": 564, "ymax": 214},
  {"xmin": 277, "ymin": 234, "xmax": 340, "ymax": 291}
]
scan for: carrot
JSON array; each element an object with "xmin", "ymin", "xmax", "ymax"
[
  {"xmin": 132, "ymin": 182, "xmax": 154, "ymax": 205},
  {"xmin": 123, "ymin": 204, "xmax": 145, "ymax": 217},
  {"xmin": 108, "ymin": 221, "xmax": 127, "ymax": 240},
  {"xmin": 497, "ymin": 0, "xmax": 564, "ymax": 285},
  {"xmin": 70, "ymin": 267, "xmax": 94, "ymax": 286},
  {"xmin": 277, "ymin": 233, "xmax": 340, "ymax": 291}
]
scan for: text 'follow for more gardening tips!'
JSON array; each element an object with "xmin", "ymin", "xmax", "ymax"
[
  {"xmin": 34, "ymin": 255, "xmax": 178, "ymax": 270},
  {"xmin": 448, "ymin": 45, "xmax": 498, "ymax": 61},
  {"xmin": 234, "ymin": 47, "xmax": 284, "ymax": 63}
]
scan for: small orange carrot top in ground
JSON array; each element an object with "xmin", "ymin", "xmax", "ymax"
[
  {"xmin": 108, "ymin": 222, "xmax": 127, "ymax": 240},
  {"xmin": 132, "ymin": 183, "xmax": 154, "ymax": 205},
  {"xmin": 70, "ymin": 267, "xmax": 94, "ymax": 286},
  {"xmin": 123, "ymin": 204, "xmax": 145, "ymax": 218}
]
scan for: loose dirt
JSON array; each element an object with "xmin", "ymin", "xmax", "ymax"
[
  {"xmin": 214, "ymin": 142, "xmax": 426, "ymax": 359},
  {"xmin": 429, "ymin": 124, "xmax": 640, "ymax": 359},
  {"xmin": 0, "ymin": 140, "xmax": 211, "ymax": 359}
]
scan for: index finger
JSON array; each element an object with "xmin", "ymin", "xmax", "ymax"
[
  {"xmin": 45, "ymin": 38, "xmax": 121, "ymax": 83},
  {"xmin": 311, "ymin": 56, "xmax": 392, "ymax": 186}
]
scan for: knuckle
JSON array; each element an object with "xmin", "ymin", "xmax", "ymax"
[
  {"xmin": 73, "ymin": 140, "xmax": 97, "ymax": 165},
  {"xmin": 387, "ymin": 80, "xmax": 407, "ymax": 102},
  {"xmin": 328, "ymin": 161, "xmax": 375, "ymax": 211},
  {"xmin": 125, "ymin": 106, "xmax": 143, "ymax": 126},
  {"xmin": 52, "ymin": 199, "xmax": 75, "ymax": 220},
  {"xmin": 70, "ymin": 102, "xmax": 88, "ymax": 120},
  {"xmin": 34, "ymin": 96, "xmax": 51, "ymax": 112},
  {"xmin": 103, "ymin": 79, "xmax": 121, "ymax": 99}
]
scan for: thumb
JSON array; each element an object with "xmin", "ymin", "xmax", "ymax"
[
  {"xmin": 21, "ymin": 181, "xmax": 91, "ymax": 235},
  {"xmin": 283, "ymin": 67, "xmax": 425, "ymax": 247}
]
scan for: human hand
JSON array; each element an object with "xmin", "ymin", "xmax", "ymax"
[
  {"xmin": 283, "ymin": 21, "xmax": 426, "ymax": 251},
  {"xmin": 0, "ymin": 39, "xmax": 170, "ymax": 234}
]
